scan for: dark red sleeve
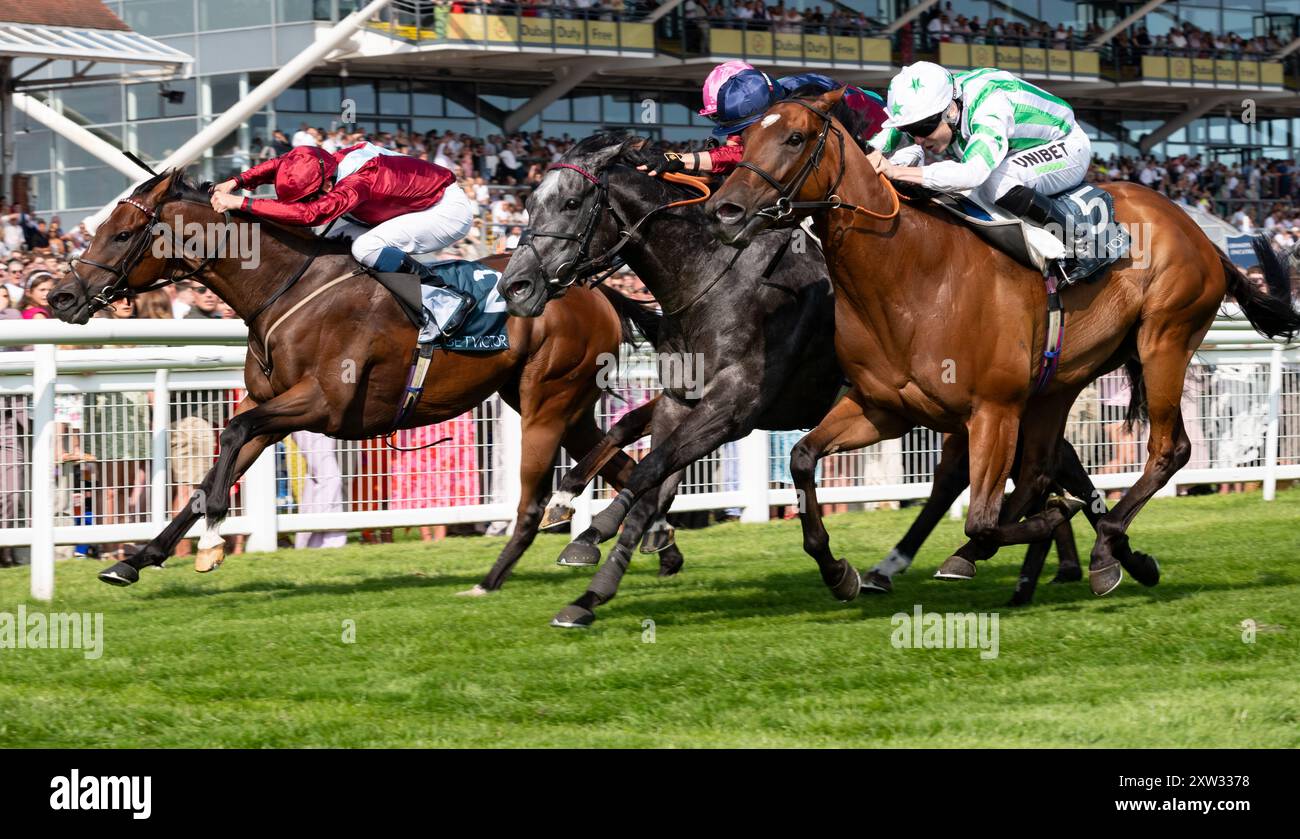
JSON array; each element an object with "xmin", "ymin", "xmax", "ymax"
[
  {"xmin": 709, "ymin": 138, "xmax": 745, "ymax": 174},
  {"xmin": 233, "ymin": 157, "xmax": 283, "ymax": 190},
  {"xmin": 245, "ymin": 169, "xmax": 372, "ymax": 226}
]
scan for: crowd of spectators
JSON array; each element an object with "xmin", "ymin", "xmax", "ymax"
[{"xmin": 1088, "ymin": 153, "xmax": 1300, "ymax": 245}]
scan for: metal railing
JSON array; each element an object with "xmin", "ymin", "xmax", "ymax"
[{"xmin": 2, "ymin": 317, "xmax": 1297, "ymax": 601}]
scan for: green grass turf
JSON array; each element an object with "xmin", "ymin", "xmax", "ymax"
[{"xmin": 1, "ymin": 489, "xmax": 1297, "ymax": 748}]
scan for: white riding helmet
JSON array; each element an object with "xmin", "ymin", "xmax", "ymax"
[{"xmin": 881, "ymin": 62, "xmax": 957, "ymax": 130}]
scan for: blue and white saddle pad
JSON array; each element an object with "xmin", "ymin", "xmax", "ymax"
[{"xmin": 419, "ymin": 259, "xmax": 510, "ymax": 351}]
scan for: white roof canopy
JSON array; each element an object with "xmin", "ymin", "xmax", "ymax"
[{"xmin": 0, "ymin": 21, "xmax": 192, "ymax": 88}]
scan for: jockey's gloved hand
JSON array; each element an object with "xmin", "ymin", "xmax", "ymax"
[{"xmin": 629, "ymin": 148, "xmax": 689, "ymax": 178}]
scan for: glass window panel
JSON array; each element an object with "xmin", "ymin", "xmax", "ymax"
[
  {"xmin": 198, "ymin": 0, "xmax": 272, "ymax": 29},
  {"xmin": 28, "ymin": 172, "xmax": 54, "ymax": 213},
  {"xmin": 412, "ymin": 81, "xmax": 444, "ymax": 117},
  {"xmin": 602, "ymin": 91, "xmax": 632, "ymax": 123},
  {"xmin": 378, "ymin": 79, "xmax": 410, "ymax": 115},
  {"xmin": 122, "ymin": 0, "xmax": 195, "ymax": 36},
  {"xmin": 543, "ymin": 99, "xmax": 570, "ymax": 121},
  {"xmin": 275, "ymin": 80, "xmax": 308, "ymax": 112},
  {"xmin": 135, "ymin": 118, "xmax": 200, "ymax": 162},
  {"xmin": 1222, "ymin": 10, "xmax": 1256, "ymax": 36},
  {"xmin": 278, "ymin": 0, "xmax": 318, "ymax": 22},
  {"xmin": 571, "ymin": 93, "xmax": 600, "ymax": 121},
  {"xmin": 16, "ymin": 130, "xmax": 54, "ymax": 172},
  {"xmin": 61, "ymin": 167, "xmax": 132, "ymax": 211},
  {"xmin": 209, "ymin": 74, "xmax": 244, "ymax": 114},
  {"xmin": 344, "ymin": 81, "xmax": 377, "ymax": 114},
  {"xmin": 660, "ymin": 100, "xmax": 690, "ymax": 125},
  {"xmin": 128, "ymin": 79, "xmax": 197, "ymax": 120},
  {"xmin": 309, "ymin": 76, "xmax": 342, "ymax": 113},
  {"xmin": 59, "ymin": 85, "xmax": 122, "ymax": 125}
]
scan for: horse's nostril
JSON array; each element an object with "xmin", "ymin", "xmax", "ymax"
[
  {"xmin": 49, "ymin": 292, "xmax": 73, "ymax": 309},
  {"xmin": 715, "ymin": 203, "xmax": 745, "ymax": 224},
  {"xmin": 506, "ymin": 280, "xmax": 532, "ymax": 301}
]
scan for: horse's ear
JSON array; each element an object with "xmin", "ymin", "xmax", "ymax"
[
  {"xmin": 816, "ymin": 86, "xmax": 849, "ymax": 111},
  {"xmin": 622, "ymin": 136, "xmax": 650, "ymax": 153}
]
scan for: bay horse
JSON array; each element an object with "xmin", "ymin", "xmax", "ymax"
[
  {"xmin": 707, "ymin": 87, "xmax": 1300, "ymax": 597},
  {"xmin": 498, "ymin": 133, "xmax": 1096, "ymax": 627},
  {"xmin": 48, "ymin": 169, "xmax": 658, "ymax": 592}
]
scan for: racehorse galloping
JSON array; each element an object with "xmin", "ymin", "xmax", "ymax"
[
  {"xmin": 49, "ymin": 169, "xmax": 655, "ymax": 591},
  {"xmin": 498, "ymin": 133, "xmax": 1099, "ymax": 626},
  {"xmin": 708, "ymin": 88, "xmax": 1300, "ymax": 596}
]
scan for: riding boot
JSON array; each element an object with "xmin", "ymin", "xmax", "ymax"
[
  {"xmin": 995, "ymin": 185, "xmax": 1105, "ymax": 286},
  {"xmin": 374, "ymin": 247, "xmax": 477, "ymax": 341}
]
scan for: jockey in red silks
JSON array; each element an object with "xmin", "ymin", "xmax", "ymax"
[
  {"xmin": 211, "ymin": 142, "xmax": 476, "ymax": 338},
  {"xmin": 639, "ymin": 65, "xmax": 888, "ymax": 178}
]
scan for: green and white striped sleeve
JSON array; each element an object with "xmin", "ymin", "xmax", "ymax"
[{"xmin": 921, "ymin": 90, "xmax": 1014, "ymax": 192}]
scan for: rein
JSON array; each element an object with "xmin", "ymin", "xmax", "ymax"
[
  {"xmin": 740, "ymin": 99, "xmax": 900, "ymax": 224},
  {"xmin": 521, "ymin": 163, "xmax": 712, "ymax": 291}
]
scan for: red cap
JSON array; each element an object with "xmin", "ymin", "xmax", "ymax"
[{"xmin": 274, "ymin": 146, "xmax": 337, "ymax": 202}]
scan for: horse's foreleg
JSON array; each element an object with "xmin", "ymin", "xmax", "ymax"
[
  {"xmin": 792, "ymin": 392, "xmax": 910, "ymax": 602},
  {"xmin": 470, "ymin": 416, "xmax": 567, "ymax": 594},
  {"xmin": 540, "ymin": 396, "xmax": 658, "ymax": 530},
  {"xmin": 864, "ymin": 432, "xmax": 971, "ymax": 593}
]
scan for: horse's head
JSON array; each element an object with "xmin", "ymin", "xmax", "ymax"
[
  {"xmin": 498, "ymin": 132, "xmax": 651, "ymax": 318},
  {"xmin": 708, "ymin": 87, "xmax": 850, "ymax": 248},
  {"xmin": 49, "ymin": 169, "xmax": 201, "ymax": 324}
]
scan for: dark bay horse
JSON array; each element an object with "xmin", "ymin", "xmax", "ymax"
[
  {"xmin": 498, "ymin": 133, "xmax": 1092, "ymax": 626},
  {"xmin": 708, "ymin": 88, "xmax": 1300, "ymax": 597},
  {"xmin": 48, "ymin": 169, "xmax": 656, "ymax": 591}
]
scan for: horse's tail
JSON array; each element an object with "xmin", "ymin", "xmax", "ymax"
[
  {"xmin": 1221, "ymin": 236, "xmax": 1300, "ymax": 342},
  {"xmin": 595, "ymin": 285, "xmax": 662, "ymax": 348}
]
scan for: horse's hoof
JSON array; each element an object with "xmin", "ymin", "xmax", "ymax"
[
  {"xmin": 194, "ymin": 546, "xmax": 225, "ymax": 573},
  {"xmin": 657, "ymin": 543, "xmax": 684, "ymax": 577},
  {"xmin": 640, "ymin": 527, "xmax": 675, "ymax": 554},
  {"xmin": 830, "ymin": 559, "xmax": 862, "ymax": 602},
  {"xmin": 1008, "ymin": 592, "xmax": 1034, "ymax": 607},
  {"xmin": 556, "ymin": 541, "xmax": 601, "ymax": 567},
  {"xmin": 1049, "ymin": 566, "xmax": 1083, "ymax": 584},
  {"xmin": 539, "ymin": 502, "xmax": 575, "ymax": 531},
  {"xmin": 1047, "ymin": 492, "xmax": 1087, "ymax": 519},
  {"xmin": 1121, "ymin": 550, "xmax": 1160, "ymax": 587},
  {"xmin": 456, "ymin": 584, "xmax": 490, "ymax": 597},
  {"xmin": 550, "ymin": 604, "xmax": 595, "ymax": 629},
  {"xmin": 1090, "ymin": 562, "xmax": 1123, "ymax": 596},
  {"xmin": 860, "ymin": 569, "xmax": 893, "ymax": 594},
  {"xmin": 934, "ymin": 555, "xmax": 977, "ymax": 580},
  {"xmin": 98, "ymin": 562, "xmax": 139, "ymax": 587}
]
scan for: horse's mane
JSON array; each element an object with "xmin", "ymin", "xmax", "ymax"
[
  {"xmin": 565, "ymin": 132, "xmax": 706, "ymax": 205},
  {"xmin": 140, "ymin": 169, "xmax": 353, "ymax": 254}
]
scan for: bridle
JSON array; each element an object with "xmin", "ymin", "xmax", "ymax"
[
  {"xmin": 70, "ymin": 193, "xmax": 231, "ymax": 314},
  {"xmin": 519, "ymin": 162, "xmax": 711, "ymax": 293},
  {"xmin": 735, "ymin": 99, "xmax": 900, "ymax": 224}
]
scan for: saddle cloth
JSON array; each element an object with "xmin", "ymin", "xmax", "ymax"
[
  {"xmin": 369, "ymin": 258, "xmax": 510, "ymax": 351},
  {"xmin": 922, "ymin": 183, "xmax": 1130, "ymax": 277}
]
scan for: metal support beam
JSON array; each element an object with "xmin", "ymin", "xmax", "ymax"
[
  {"xmin": 646, "ymin": 0, "xmax": 685, "ymax": 24},
  {"xmin": 1138, "ymin": 93, "xmax": 1237, "ymax": 154},
  {"xmin": 502, "ymin": 61, "xmax": 610, "ymax": 134},
  {"xmin": 83, "ymin": 0, "xmax": 397, "ymax": 231},
  {"xmin": 1089, "ymin": 0, "xmax": 1167, "ymax": 49},
  {"xmin": 1275, "ymin": 36, "xmax": 1300, "ymax": 60},
  {"xmin": 12, "ymin": 91, "xmax": 149, "ymax": 180},
  {"xmin": 885, "ymin": 0, "xmax": 941, "ymax": 35},
  {"xmin": 1, "ymin": 59, "xmax": 10, "ymax": 202}
]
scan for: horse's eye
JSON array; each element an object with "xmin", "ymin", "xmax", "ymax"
[
  {"xmin": 564, "ymin": 198, "xmax": 581, "ymax": 211},
  {"xmin": 786, "ymin": 132, "xmax": 805, "ymax": 147},
  {"xmin": 114, "ymin": 230, "xmax": 132, "ymax": 242}
]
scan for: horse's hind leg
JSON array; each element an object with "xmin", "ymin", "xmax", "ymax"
[
  {"xmin": 1089, "ymin": 328, "xmax": 1196, "ymax": 595},
  {"xmin": 863, "ymin": 432, "xmax": 970, "ymax": 593},
  {"xmin": 791, "ymin": 391, "xmax": 910, "ymax": 602}
]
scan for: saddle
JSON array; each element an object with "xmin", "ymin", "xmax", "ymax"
[{"xmin": 900, "ymin": 182, "xmax": 1130, "ymax": 282}]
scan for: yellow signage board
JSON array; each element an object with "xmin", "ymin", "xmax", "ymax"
[
  {"xmin": 744, "ymin": 30, "xmax": 773, "ymax": 57},
  {"xmin": 1141, "ymin": 55, "xmax": 1168, "ymax": 79},
  {"xmin": 802, "ymin": 34, "xmax": 832, "ymax": 63},
  {"xmin": 861, "ymin": 38, "xmax": 890, "ymax": 63},
  {"xmin": 1169, "ymin": 56, "xmax": 1191, "ymax": 81},
  {"xmin": 1215, "ymin": 59, "xmax": 1236, "ymax": 84},
  {"xmin": 710, "ymin": 29, "xmax": 743, "ymax": 56},
  {"xmin": 620, "ymin": 23, "xmax": 653, "ymax": 51},
  {"xmin": 1192, "ymin": 58, "xmax": 1215, "ymax": 81},
  {"xmin": 552, "ymin": 18, "xmax": 585, "ymax": 47},
  {"xmin": 1261, "ymin": 62, "xmax": 1283, "ymax": 86},
  {"xmin": 774, "ymin": 32, "xmax": 803, "ymax": 59},
  {"xmin": 970, "ymin": 44, "xmax": 995, "ymax": 67},
  {"xmin": 519, "ymin": 19, "xmax": 552, "ymax": 45},
  {"xmin": 1237, "ymin": 61, "xmax": 1259, "ymax": 85},
  {"xmin": 1047, "ymin": 49, "xmax": 1071, "ymax": 74},
  {"xmin": 1073, "ymin": 51, "xmax": 1099, "ymax": 75},
  {"xmin": 1020, "ymin": 48, "xmax": 1046, "ymax": 75},
  {"xmin": 832, "ymin": 35, "xmax": 860, "ymax": 63},
  {"xmin": 995, "ymin": 44, "xmax": 1022, "ymax": 70}
]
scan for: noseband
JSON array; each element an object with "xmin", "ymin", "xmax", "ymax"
[{"xmin": 70, "ymin": 193, "xmax": 230, "ymax": 314}]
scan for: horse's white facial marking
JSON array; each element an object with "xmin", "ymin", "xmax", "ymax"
[{"xmin": 760, "ymin": 114, "xmax": 782, "ymax": 129}]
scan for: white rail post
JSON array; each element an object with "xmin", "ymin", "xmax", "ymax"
[
  {"xmin": 243, "ymin": 446, "xmax": 279, "ymax": 553},
  {"xmin": 1263, "ymin": 344, "xmax": 1283, "ymax": 501},
  {"xmin": 738, "ymin": 429, "xmax": 770, "ymax": 523},
  {"xmin": 150, "ymin": 369, "xmax": 170, "ymax": 526},
  {"xmin": 499, "ymin": 401, "xmax": 522, "ymax": 535},
  {"xmin": 29, "ymin": 343, "xmax": 56, "ymax": 601}
]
